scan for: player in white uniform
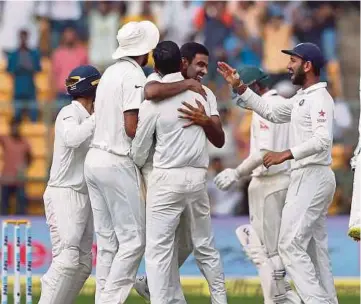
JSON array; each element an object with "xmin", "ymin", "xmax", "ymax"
[
  {"xmin": 214, "ymin": 66, "xmax": 300, "ymax": 304},
  {"xmin": 217, "ymin": 43, "xmax": 338, "ymax": 304},
  {"xmin": 39, "ymin": 65, "xmax": 101, "ymax": 304},
  {"xmin": 131, "ymin": 41, "xmax": 228, "ymax": 304},
  {"xmin": 83, "ymin": 21, "xmax": 159, "ymax": 304},
  {"xmin": 134, "ymin": 42, "xmax": 225, "ymax": 303},
  {"xmin": 348, "ymin": 77, "xmax": 361, "ymax": 241}
]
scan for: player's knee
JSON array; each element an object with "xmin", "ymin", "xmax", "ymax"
[
  {"xmin": 194, "ymin": 242, "xmax": 220, "ymax": 262},
  {"xmin": 57, "ymin": 247, "xmax": 80, "ymax": 273},
  {"xmin": 79, "ymin": 251, "xmax": 93, "ymax": 276}
]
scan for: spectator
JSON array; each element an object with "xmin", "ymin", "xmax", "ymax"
[
  {"xmin": 7, "ymin": 29, "xmax": 41, "ymax": 123},
  {"xmin": 194, "ymin": 1, "xmax": 232, "ymax": 88},
  {"xmin": 35, "ymin": 0, "xmax": 83, "ymax": 50},
  {"xmin": 227, "ymin": 1, "xmax": 267, "ymax": 39},
  {"xmin": 159, "ymin": 1, "xmax": 198, "ymax": 46},
  {"xmin": 262, "ymin": 7, "xmax": 293, "ymax": 85},
  {"xmin": 0, "ymin": 119, "xmax": 32, "ymax": 215},
  {"xmin": 51, "ymin": 27, "xmax": 88, "ymax": 111},
  {"xmin": 223, "ymin": 19, "xmax": 262, "ymax": 71},
  {"xmin": 0, "ymin": 1, "xmax": 39, "ymax": 56},
  {"xmin": 88, "ymin": 1, "xmax": 120, "ymax": 73},
  {"xmin": 207, "ymin": 157, "xmax": 245, "ymax": 217}
]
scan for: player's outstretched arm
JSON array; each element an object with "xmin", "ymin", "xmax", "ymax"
[
  {"xmin": 144, "ymin": 78, "xmax": 207, "ymax": 102},
  {"xmin": 214, "ymin": 152, "xmax": 265, "ymax": 191},
  {"xmin": 217, "ymin": 61, "xmax": 292, "ymax": 124},
  {"xmin": 59, "ymin": 113, "xmax": 95, "ymax": 148},
  {"xmin": 130, "ymin": 101, "xmax": 158, "ymax": 168}
]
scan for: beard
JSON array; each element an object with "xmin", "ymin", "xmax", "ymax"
[{"xmin": 292, "ymin": 65, "xmax": 306, "ymax": 86}]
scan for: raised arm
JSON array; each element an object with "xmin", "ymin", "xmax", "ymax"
[
  {"xmin": 144, "ymin": 78, "xmax": 207, "ymax": 102},
  {"xmin": 214, "ymin": 151, "xmax": 267, "ymax": 191},
  {"xmin": 130, "ymin": 101, "xmax": 158, "ymax": 168},
  {"xmin": 59, "ymin": 113, "xmax": 95, "ymax": 148},
  {"xmin": 217, "ymin": 61, "xmax": 293, "ymax": 124}
]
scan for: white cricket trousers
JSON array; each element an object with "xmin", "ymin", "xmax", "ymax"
[
  {"xmin": 248, "ymin": 173, "xmax": 300, "ymax": 304},
  {"xmin": 84, "ymin": 148, "xmax": 146, "ymax": 304},
  {"xmin": 39, "ymin": 186, "xmax": 93, "ymax": 304},
  {"xmin": 349, "ymin": 156, "xmax": 361, "ymax": 228},
  {"xmin": 278, "ymin": 165, "xmax": 338, "ymax": 304},
  {"xmin": 248, "ymin": 173, "xmax": 290, "ymax": 257},
  {"xmin": 145, "ymin": 167, "xmax": 227, "ymax": 304}
]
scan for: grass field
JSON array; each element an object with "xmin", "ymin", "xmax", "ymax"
[
  {"xmin": 3, "ymin": 277, "xmax": 360, "ymax": 303},
  {"xmin": 3, "ymin": 295, "xmax": 361, "ymax": 304}
]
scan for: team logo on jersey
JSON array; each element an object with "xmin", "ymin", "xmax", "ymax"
[
  {"xmin": 299, "ymin": 99, "xmax": 305, "ymax": 106},
  {"xmin": 260, "ymin": 121, "xmax": 269, "ymax": 130}
]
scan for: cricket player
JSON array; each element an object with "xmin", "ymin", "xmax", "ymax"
[
  {"xmin": 134, "ymin": 42, "xmax": 225, "ymax": 303},
  {"xmin": 131, "ymin": 41, "xmax": 227, "ymax": 304},
  {"xmin": 214, "ymin": 66, "xmax": 301, "ymax": 304},
  {"xmin": 39, "ymin": 65, "xmax": 101, "ymax": 304},
  {"xmin": 348, "ymin": 77, "xmax": 361, "ymax": 241},
  {"xmin": 217, "ymin": 43, "xmax": 338, "ymax": 304},
  {"xmin": 83, "ymin": 21, "xmax": 159, "ymax": 304}
]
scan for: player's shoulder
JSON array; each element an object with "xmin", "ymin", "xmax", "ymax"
[
  {"xmin": 146, "ymin": 72, "xmax": 162, "ymax": 84},
  {"xmin": 202, "ymin": 85, "xmax": 216, "ymax": 99},
  {"xmin": 56, "ymin": 103, "xmax": 79, "ymax": 123}
]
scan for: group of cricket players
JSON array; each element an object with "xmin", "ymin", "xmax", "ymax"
[{"xmin": 38, "ymin": 20, "xmax": 360, "ymax": 304}]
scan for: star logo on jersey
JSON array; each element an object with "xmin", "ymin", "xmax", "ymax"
[
  {"xmin": 318, "ymin": 109, "xmax": 326, "ymax": 117},
  {"xmin": 260, "ymin": 121, "xmax": 269, "ymax": 130}
]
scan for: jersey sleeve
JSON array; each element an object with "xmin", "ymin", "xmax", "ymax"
[
  {"xmin": 57, "ymin": 108, "xmax": 95, "ymax": 149},
  {"xmin": 122, "ymin": 70, "xmax": 146, "ymax": 112},
  {"xmin": 233, "ymin": 88, "xmax": 293, "ymax": 123},
  {"xmin": 130, "ymin": 101, "xmax": 158, "ymax": 167},
  {"xmin": 205, "ymin": 87, "xmax": 220, "ymax": 116}
]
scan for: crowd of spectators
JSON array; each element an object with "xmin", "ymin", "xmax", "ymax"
[{"xmin": 0, "ymin": 0, "xmax": 359, "ymax": 216}]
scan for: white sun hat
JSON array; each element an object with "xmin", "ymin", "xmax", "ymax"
[{"xmin": 112, "ymin": 20, "xmax": 160, "ymax": 60}]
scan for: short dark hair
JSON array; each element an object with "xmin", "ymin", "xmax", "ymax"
[
  {"xmin": 153, "ymin": 41, "xmax": 181, "ymax": 76},
  {"xmin": 180, "ymin": 42, "xmax": 209, "ymax": 63},
  {"xmin": 312, "ymin": 65, "xmax": 321, "ymax": 77}
]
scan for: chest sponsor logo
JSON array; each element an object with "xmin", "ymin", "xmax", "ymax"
[{"xmin": 317, "ymin": 109, "xmax": 326, "ymax": 122}]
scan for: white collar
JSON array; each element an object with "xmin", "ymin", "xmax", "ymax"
[
  {"xmin": 262, "ymin": 89, "xmax": 278, "ymax": 98},
  {"xmin": 297, "ymin": 82, "xmax": 327, "ymax": 95},
  {"xmin": 119, "ymin": 57, "xmax": 142, "ymax": 70},
  {"xmin": 72, "ymin": 100, "xmax": 90, "ymax": 119},
  {"xmin": 162, "ymin": 72, "xmax": 184, "ymax": 83}
]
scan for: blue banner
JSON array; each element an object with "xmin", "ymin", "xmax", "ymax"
[{"xmin": 0, "ymin": 216, "xmax": 359, "ymax": 277}]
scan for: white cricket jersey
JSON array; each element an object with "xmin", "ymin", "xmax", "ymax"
[
  {"xmin": 250, "ymin": 90, "xmax": 290, "ymax": 176},
  {"xmin": 91, "ymin": 57, "xmax": 146, "ymax": 156},
  {"xmin": 234, "ymin": 82, "xmax": 334, "ymax": 170},
  {"xmin": 48, "ymin": 100, "xmax": 95, "ymax": 194},
  {"xmin": 141, "ymin": 72, "xmax": 220, "ymax": 167},
  {"xmin": 131, "ymin": 72, "xmax": 210, "ymax": 169}
]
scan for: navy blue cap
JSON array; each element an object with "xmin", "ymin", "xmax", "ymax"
[
  {"xmin": 66, "ymin": 65, "xmax": 101, "ymax": 97},
  {"xmin": 281, "ymin": 43, "xmax": 325, "ymax": 69}
]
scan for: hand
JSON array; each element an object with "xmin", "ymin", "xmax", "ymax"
[
  {"xmin": 185, "ymin": 78, "xmax": 207, "ymax": 100},
  {"xmin": 217, "ymin": 61, "xmax": 242, "ymax": 88},
  {"xmin": 214, "ymin": 168, "xmax": 239, "ymax": 191},
  {"xmin": 178, "ymin": 100, "xmax": 211, "ymax": 128},
  {"xmin": 263, "ymin": 150, "xmax": 293, "ymax": 168}
]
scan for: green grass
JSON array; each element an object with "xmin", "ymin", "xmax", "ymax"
[{"xmin": 4, "ymin": 295, "xmax": 361, "ymax": 304}]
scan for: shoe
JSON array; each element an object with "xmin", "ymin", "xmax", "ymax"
[
  {"xmin": 134, "ymin": 275, "xmax": 150, "ymax": 302},
  {"xmin": 348, "ymin": 225, "xmax": 360, "ymax": 242}
]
